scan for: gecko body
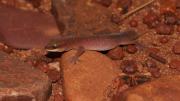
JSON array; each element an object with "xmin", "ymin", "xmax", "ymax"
[
  {"xmin": 46, "ymin": 30, "xmax": 140, "ymax": 52},
  {"xmin": 45, "ymin": 30, "xmax": 141, "ymax": 63}
]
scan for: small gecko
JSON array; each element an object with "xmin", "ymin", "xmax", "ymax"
[{"xmin": 45, "ymin": 30, "xmax": 142, "ymax": 63}]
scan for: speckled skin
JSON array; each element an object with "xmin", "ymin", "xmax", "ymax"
[{"xmin": 46, "ymin": 30, "xmax": 140, "ymax": 52}]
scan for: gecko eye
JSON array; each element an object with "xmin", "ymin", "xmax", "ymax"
[
  {"xmin": 45, "ymin": 41, "xmax": 59, "ymax": 49},
  {"xmin": 52, "ymin": 43, "xmax": 58, "ymax": 48}
]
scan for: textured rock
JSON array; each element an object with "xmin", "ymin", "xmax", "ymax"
[
  {"xmin": 61, "ymin": 50, "xmax": 119, "ymax": 101},
  {"xmin": 173, "ymin": 41, "xmax": 180, "ymax": 54},
  {"xmin": 114, "ymin": 75, "xmax": 180, "ymax": 101},
  {"xmin": 0, "ymin": 51, "xmax": 51, "ymax": 101},
  {"xmin": 107, "ymin": 47, "xmax": 125, "ymax": 60},
  {"xmin": 169, "ymin": 59, "xmax": 180, "ymax": 71},
  {"xmin": 0, "ymin": 4, "xmax": 59, "ymax": 49},
  {"xmin": 52, "ymin": 0, "xmax": 119, "ymax": 36}
]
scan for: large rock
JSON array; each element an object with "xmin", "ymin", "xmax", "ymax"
[
  {"xmin": 51, "ymin": 0, "xmax": 119, "ymax": 35},
  {"xmin": 0, "ymin": 4, "xmax": 59, "ymax": 49},
  {"xmin": 61, "ymin": 51, "xmax": 119, "ymax": 101},
  {"xmin": 113, "ymin": 75, "xmax": 180, "ymax": 101},
  {"xmin": 0, "ymin": 51, "xmax": 51, "ymax": 101}
]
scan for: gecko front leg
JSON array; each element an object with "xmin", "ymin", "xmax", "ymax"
[{"xmin": 70, "ymin": 46, "xmax": 85, "ymax": 64}]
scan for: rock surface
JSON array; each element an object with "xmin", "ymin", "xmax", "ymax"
[
  {"xmin": 0, "ymin": 4, "xmax": 59, "ymax": 49},
  {"xmin": 0, "ymin": 51, "xmax": 51, "ymax": 101},
  {"xmin": 169, "ymin": 59, "xmax": 180, "ymax": 71},
  {"xmin": 114, "ymin": 75, "xmax": 180, "ymax": 101},
  {"xmin": 173, "ymin": 41, "xmax": 180, "ymax": 54},
  {"xmin": 52, "ymin": 0, "xmax": 119, "ymax": 36},
  {"xmin": 61, "ymin": 50, "xmax": 119, "ymax": 101}
]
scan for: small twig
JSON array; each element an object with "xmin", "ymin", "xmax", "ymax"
[
  {"xmin": 120, "ymin": 0, "xmax": 155, "ymax": 20},
  {"xmin": 149, "ymin": 52, "xmax": 167, "ymax": 64}
]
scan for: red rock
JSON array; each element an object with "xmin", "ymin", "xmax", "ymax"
[
  {"xmin": 111, "ymin": 14, "xmax": 122, "ymax": 24},
  {"xmin": 52, "ymin": 0, "xmax": 119, "ymax": 36},
  {"xmin": 113, "ymin": 75, "xmax": 180, "ymax": 101},
  {"xmin": 33, "ymin": 61, "xmax": 49, "ymax": 73},
  {"xmin": 145, "ymin": 59, "xmax": 157, "ymax": 68},
  {"xmin": 126, "ymin": 45, "xmax": 137, "ymax": 54},
  {"xmin": 159, "ymin": 36, "xmax": 169, "ymax": 44},
  {"xmin": 164, "ymin": 14, "xmax": 177, "ymax": 25},
  {"xmin": 61, "ymin": 51, "xmax": 118, "ymax": 101},
  {"xmin": 143, "ymin": 11, "xmax": 160, "ymax": 28},
  {"xmin": 0, "ymin": 51, "xmax": 51, "ymax": 101},
  {"xmin": 149, "ymin": 52, "xmax": 167, "ymax": 64},
  {"xmin": 169, "ymin": 59, "xmax": 180, "ymax": 70},
  {"xmin": 156, "ymin": 24, "xmax": 174, "ymax": 35},
  {"xmin": 121, "ymin": 60, "xmax": 137, "ymax": 74},
  {"xmin": 129, "ymin": 19, "xmax": 138, "ymax": 27},
  {"xmin": 107, "ymin": 47, "xmax": 125, "ymax": 60},
  {"xmin": 46, "ymin": 69, "xmax": 61, "ymax": 83},
  {"xmin": 149, "ymin": 67, "xmax": 161, "ymax": 78},
  {"xmin": 173, "ymin": 41, "xmax": 180, "ymax": 54},
  {"xmin": 0, "ymin": 4, "xmax": 59, "ymax": 49},
  {"xmin": 145, "ymin": 59, "xmax": 160, "ymax": 78}
]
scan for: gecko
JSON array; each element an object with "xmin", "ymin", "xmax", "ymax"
[{"xmin": 45, "ymin": 30, "xmax": 143, "ymax": 63}]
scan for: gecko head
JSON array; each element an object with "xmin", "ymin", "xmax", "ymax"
[{"xmin": 45, "ymin": 39, "xmax": 66, "ymax": 52}]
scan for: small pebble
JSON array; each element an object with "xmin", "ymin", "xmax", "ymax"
[
  {"xmin": 149, "ymin": 67, "xmax": 161, "ymax": 78},
  {"xmin": 126, "ymin": 45, "xmax": 137, "ymax": 54},
  {"xmin": 164, "ymin": 14, "xmax": 177, "ymax": 25},
  {"xmin": 143, "ymin": 11, "xmax": 160, "ymax": 28},
  {"xmin": 111, "ymin": 14, "xmax": 121, "ymax": 24},
  {"xmin": 46, "ymin": 69, "xmax": 61, "ymax": 83},
  {"xmin": 169, "ymin": 59, "xmax": 180, "ymax": 71},
  {"xmin": 107, "ymin": 47, "xmax": 124, "ymax": 60},
  {"xmin": 159, "ymin": 36, "xmax": 169, "ymax": 44},
  {"xmin": 129, "ymin": 19, "xmax": 138, "ymax": 27},
  {"xmin": 120, "ymin": 60, "xmax": 137, "ymax": 74},
  {"xmin": 173, "ymin": 41, "xmax": 180, "ymax": 54},
  {"xmin": 145, "ymin": 59, "xmax": 157, "ymax": 68},
  {"xmin": 145, "ymin": 59, "xmax": 160, "ymax": 78},
  {"xmin": 156, "ymin": 24, "xmax": 174, "ymax": 35}
]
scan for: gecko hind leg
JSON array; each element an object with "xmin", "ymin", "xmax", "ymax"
[{"xmin": 70, "ymin": 46, "xmax": 85, "ymax": 64}]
